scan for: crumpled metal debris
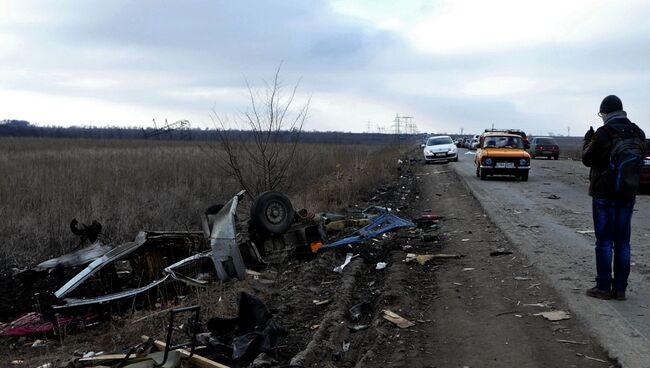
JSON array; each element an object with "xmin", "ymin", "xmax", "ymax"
[{"xmin": 319, "ymin": 211, "xmax": 415, "ymax": 250}]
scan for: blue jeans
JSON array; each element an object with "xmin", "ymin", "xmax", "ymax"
[{"xmin": 592, "ymin": 198, "xmax": 635, "ymax": 292}]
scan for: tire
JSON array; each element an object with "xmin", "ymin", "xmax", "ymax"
[
  {"xmin": 531, "ymin": 155, "xmax": 536, "ymax": 159},
  {"xmin": 453, "ymin": 156, "xmax": 459, "ymax": 162},
  {"xmin": 520, "ymin": 172, "xmax": 529, "ymax": 181},
  {"xmin": 479, "ymin": 167, "xmax": 487, "ymax": 180},
  {"xmin": 250, "ymin": 191, "xmax": 295, "ymax": 235},
  {"xmin": 554, "ymin": 155, "xmax": 559, "ymax": 160},
  {"xmin": 476, "ymin": 166, "xmax": 480, "ymax": 178}
]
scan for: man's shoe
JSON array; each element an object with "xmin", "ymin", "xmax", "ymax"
[
  {"xmin": 586, "ymin": 287, "xmax": 611, "ymax": 300},
  {"xmin": 613, "ymin": 291, "xmax": 626, "ymax": 301}
]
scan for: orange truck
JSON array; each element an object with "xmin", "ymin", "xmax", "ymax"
[{"xmin": 474, "ymin": 132, "xmax": 531, "ymax": 181}]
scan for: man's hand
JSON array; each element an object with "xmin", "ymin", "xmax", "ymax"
[{"xmin": 584, "ymin": 126, "xmax": 595, "ymax": 141}]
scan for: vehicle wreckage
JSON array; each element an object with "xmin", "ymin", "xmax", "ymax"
[{"xmin": 27, "ymin": 190, "xmax": 415, "ymax": 310}]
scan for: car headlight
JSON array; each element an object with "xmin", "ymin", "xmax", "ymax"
[
  {"xmin": 484, "ymin": 158, "xmax": 492, "ymax": 165},
  {"xmin": 519, "ymin": 159, "xmax": 529, "ymax": 166},
  {"xmin": 448, "ymin": 147, "xmax": 457, "ymax": 153}
]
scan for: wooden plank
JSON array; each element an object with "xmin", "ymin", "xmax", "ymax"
[
  {"xmin": 141, "ymin": 335, "xmax": 230, "ymax": 368},
  {"xmin": 78, "ymin": 354, "xmax": 128, "ymax": 362}
]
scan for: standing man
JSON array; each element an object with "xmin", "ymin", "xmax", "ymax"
[{"xmin": 582, "ymin": 95, "xmax": 646, "ymax": 300}]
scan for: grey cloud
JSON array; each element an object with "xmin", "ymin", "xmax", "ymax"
[{"xmin": 1, "ymin": 1, "xmax": 649, "ymax": 133}]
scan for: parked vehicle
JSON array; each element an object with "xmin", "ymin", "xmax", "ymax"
[
  {"xmin": 474, "ymin": 133, "xmax": 531, "ymax": 181},
  {"xmin": 423, "ymin": 135, "xmax": 458, "ymax": 163},
  {"xmin": 469, "ymin": 134, "xmax": 481, "ymax": 150},
  {"xmin": 641, "ymin": 139, "xmax": 650, "ymax": 191},
  {"xmin": 529, "ymin": 137, "xmax": 560, "ymax": 159}
]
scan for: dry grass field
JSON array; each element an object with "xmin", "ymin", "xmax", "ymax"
[{"xmin": 0, "ymin": 137, "xmax": 403, "ymax": 266}]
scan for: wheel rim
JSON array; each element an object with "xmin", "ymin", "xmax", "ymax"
[{"xmin": 265, "ymin": 200, "xmax": 286, "ymax": 224}]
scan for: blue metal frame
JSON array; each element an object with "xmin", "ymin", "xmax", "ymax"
[{"xmin": 320, "ymin": 212, "xmax": 415, "ymax": 250}]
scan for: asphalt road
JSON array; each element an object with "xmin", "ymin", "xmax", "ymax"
[{"xmin": 450, "ymin": 148, "xmax": 650, "ymax": 368}]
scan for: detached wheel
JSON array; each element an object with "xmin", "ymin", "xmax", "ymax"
[{"xmin": 250, "ymin": 191, "xmax": 295, "ymax": 235}]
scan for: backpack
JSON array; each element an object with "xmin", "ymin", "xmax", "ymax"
[{"xmin": 604, "ymin": 123, "xmax": 645, "ymax": 198}]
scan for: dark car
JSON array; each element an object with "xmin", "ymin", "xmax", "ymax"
[
  {"xmin": 529, "ymin": 137, "xmax": 560, "ymax": 160},
  {"xmin": 641, "ymin": 139, "xmax": 650, "ymax": 190}
]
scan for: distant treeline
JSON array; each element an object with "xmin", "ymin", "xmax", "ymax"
[{"xmin": 0, "ymin": 119, "xmax": 427, "ymax": 145}]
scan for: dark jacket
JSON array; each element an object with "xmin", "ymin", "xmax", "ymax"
[{"xmin": 582, "ymin": 112, "xmax": 646, "ymax": 199}]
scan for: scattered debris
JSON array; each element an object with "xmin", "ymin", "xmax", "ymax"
[
  {"xmin": 342, "ymin": 340, "xmax": 351, "ymax": 352},
  {"xmin": 490, "ymin": 248, "xmax": 513, "ymax": 256},
  {"xmin": 522, "ymin": 303, "xmax": 550, "ymax": 308},
  {"xmin": 431, "ymin": 253, "xmax": 463, "ymax": 259},
  {"xmin": 556, "ymin": 339, "xmax": 587, "ymax": 345},
  {"xmin": 514, "ymin": 277, "xmax": 531, "ymax": 281},
  {"xmin": 382, "ymin": 310, "xmax": 415, "ymax": 328},
  {"xmin": 495, "ymin": 310, "xmax": 519, "ymax": 317},
  {"xmin": 313, "ymin": 299, "xmax": 331, "ymax": 306},
  {"xmin": 463, "ymin": 268, "xmax": 475, "ymax": 271},
  {"xmin": 376, "ymin": 262, "xmax": 387, "ymax": 270},
  {"xmin": 31, "ymin": 339, "xmax": 47, "ymax": 348},
  {"xmin": 334, "ymin": 253, "xmax": 355, "ymax": 274},
  {"xmin": 534, "ymin": 310, "xmax": 571, "ymax": 321},
  {"xmin": 421, "ymin": 231, "xmax": 440, "ymax": 242},
  {"xmin": 546, "ymin": 194, "xmax": 561, "ymax": 199},
  {"xmin": 404, "ymin": 253, "xmax": 417, "ymax": 263},
  {"xmin": 576, "ymin": 230, "xmax": 595, "ymax": 234},
  {"xmin": 413, "ymin": 213, "xmax": 443, "ymax": 227},
  {"xmin": 415, "ymin": 255, "xmax": 435, "ymax": 265},
  {"xmin": 347, "ymin": 302, "xmax": 372, "ymax": 323},
  {"xmin": 348, "ymin": 324, "xmax": 370, "ymax": 332},
  {"xmin": 575, "ymin": 353, "xmax": 608, "ymax": 363}
]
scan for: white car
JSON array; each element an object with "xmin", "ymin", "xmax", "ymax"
[
  {"xmin": 469, "ymin": 134, "xmax": 481, "ymax": 150},
  {"xmin": 423, "ymin": 135, "xmax": 458, "ymax": 163}
]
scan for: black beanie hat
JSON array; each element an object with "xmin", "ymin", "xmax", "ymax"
[{"xmin": 599, "ymin": 95, "xmax": 623, "ymax": 114}]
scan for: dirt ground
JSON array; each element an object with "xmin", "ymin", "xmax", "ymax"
[{"xmin": 1, "ymin": 158, "xmax": 618, "ymax": 367}]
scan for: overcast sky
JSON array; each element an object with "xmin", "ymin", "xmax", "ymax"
[{"xmin": 1, "ymin": 0, "xmax": 649, "ymax": 135}]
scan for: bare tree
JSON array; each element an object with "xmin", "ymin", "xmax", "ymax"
[{"xmin": 210, "ymin": 65, "xmax": 310, "ymax": 197}]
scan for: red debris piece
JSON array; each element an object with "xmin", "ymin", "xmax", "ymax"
[
  {"xmin": 413, "ymin": 213, "xmax": 443, "ymax": 227},
  {"xmin": 0, "ymin": 311, "xmax": 98, "ymax": 337}
]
